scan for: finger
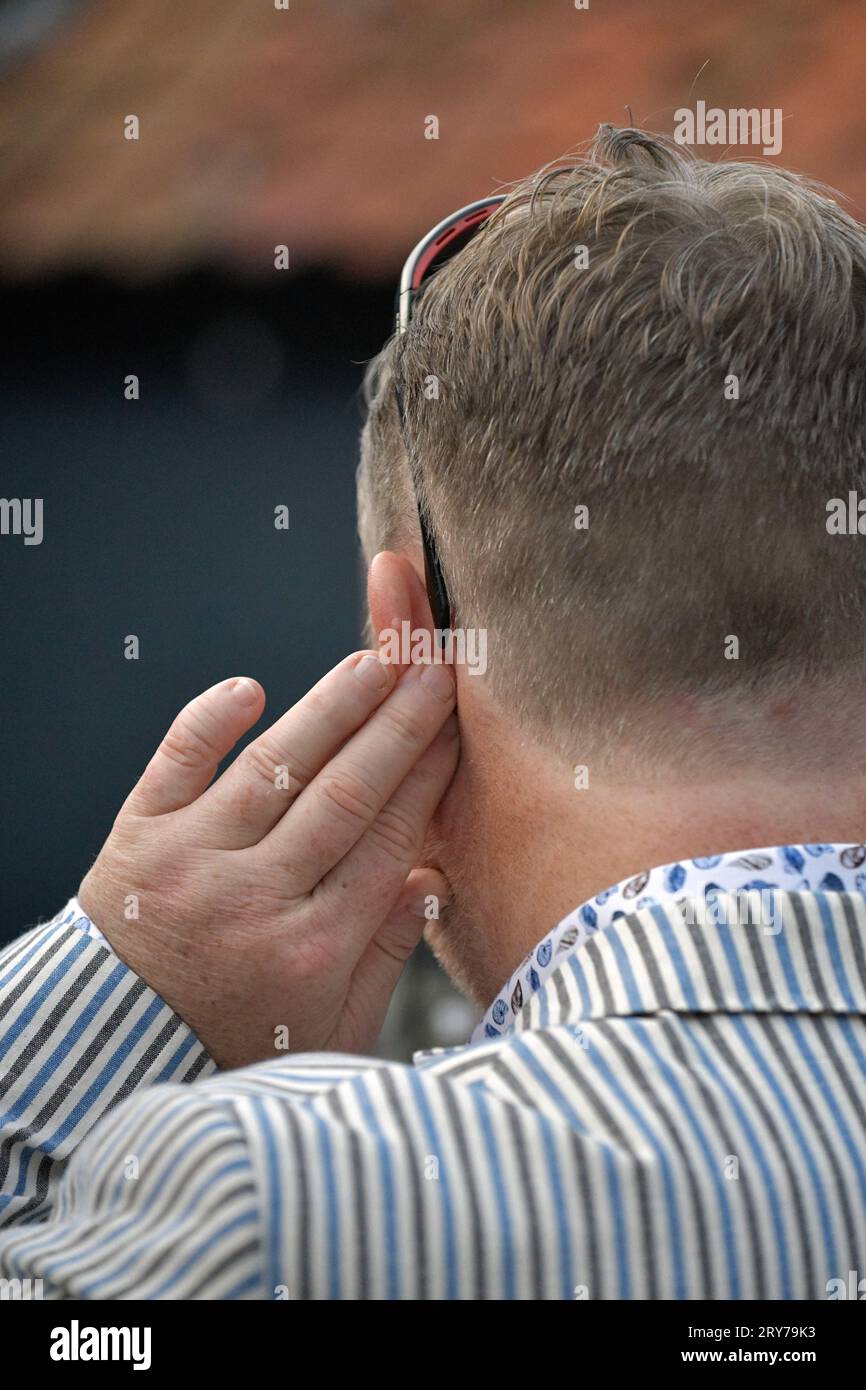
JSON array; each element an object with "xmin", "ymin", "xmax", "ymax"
[
  {"xmin": 387, "ymin": 866, "xmax": 453, "ymax": 932},
  {"xmin": 126, "ymin": 677, "xmax": 265, "ymax": 817},
  {"xmin": 190, "ymin": 650, "xmax": 396, "ymax": 847},
  {"xmin": 314, "ymin": 715, "xmax": 459, "ymax": 929},
  {"xmin": 262, "ymin": 660, "xmax": 456, "ymax": 887},
  {"xmin": 337, "ymin": 868, "xmax": 453, "ymax": 1046}
]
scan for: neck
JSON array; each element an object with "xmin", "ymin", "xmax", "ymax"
[{"xmin": 433, "ymin": 695, "xmax": 866, "ymax": 1006}]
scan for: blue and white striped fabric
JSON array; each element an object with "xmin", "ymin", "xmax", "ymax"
[
  {"xmin": 474, "ymin": 841, "xmax": 866, "ymax": 1041},
  {"xmin": 2, "ymin": 861, "xmax": 866, "ymax": 1299}
]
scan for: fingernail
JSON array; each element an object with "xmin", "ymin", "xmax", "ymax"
[
  {"xmin": 354, "ymin": 653, "xmax": 390, "ymax": 691},
  {"xmin": 230, "ymin": 677, "xmax": 260, "ymax": 707},
  {"xmin": 419, "ymin": 663, "xmax": 455, "ymax": 700}
]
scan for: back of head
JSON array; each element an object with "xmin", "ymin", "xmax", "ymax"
[{"xmin": 360, "ymin": 125, "xmax": 866, "ymax": 770}]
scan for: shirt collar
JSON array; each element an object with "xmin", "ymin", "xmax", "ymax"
[{"xmin": 471, "ymin": 841, "xmax": 866, "ymax": 1044}]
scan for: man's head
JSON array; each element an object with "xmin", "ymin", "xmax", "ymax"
[{"xmin": 358, "ymin": 125, "xmax": 866, "ymax": 1002}]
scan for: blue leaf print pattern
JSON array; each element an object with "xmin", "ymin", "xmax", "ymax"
[
  {"xmin": 665, "ymin": 863, "xmax": 686, "ymax": 892},
  {"xmin": 471, "ymin": 839, "xmax": 866, "ymax": 1046},
  {"xmin": 819, "ymin": 873, "xmax": 845, "ymax": 891},
  {"xmin": 783, "ymin": 846, "xmax": 805, "ymax": 874}
]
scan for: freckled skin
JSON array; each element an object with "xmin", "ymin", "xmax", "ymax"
[
  {"xmin": 363, "ymin": 550, "xmax": 866, "ymax": 1013},
  {"xmin": 419, "ymin": 667, "xmax": 866, "ymax": 1011}
]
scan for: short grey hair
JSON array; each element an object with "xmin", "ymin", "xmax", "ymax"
[{"xmin": 359, "ymin": 125, "xmax": 866, "ymax": 766}]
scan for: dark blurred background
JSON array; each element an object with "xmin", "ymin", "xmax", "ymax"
[
  {"xmin": 0, "ymin": 268, "xmax": 385, "ymax": 916},
  {"xmin": 2, "ymin": 0, "xmax": 865, "ymax": 1055}
]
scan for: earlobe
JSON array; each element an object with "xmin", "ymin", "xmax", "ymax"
[{"xmin": 367, "ymin": 551, "xmax": 434, "ymax": 673}]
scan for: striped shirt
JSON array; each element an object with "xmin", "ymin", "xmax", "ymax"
[{"xmin": 2, "ymin": 864, "xmax": 866, "ymax": 1298}]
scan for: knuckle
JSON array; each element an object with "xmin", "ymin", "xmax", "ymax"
[
  {"xmin": 366, "ymin": 803, "xmax": 419, "ymax": 863},
  {"xmin": 159, "ymin": 718, "xmax": 217, "ymax": 771},
  {"xmin": 242, "ymin": 738, "xmax": 316, "ymax": 794},
  {"xmin": 380, "ymin": 704, "xmax": 427, "ymax": 748},
  {"xmin": 316, "ymin": 767, "xmax": 381, "ymax": 824},
  {"xmin": 243, "ymin": 737, "xmax": 290, "ymax": 787}
]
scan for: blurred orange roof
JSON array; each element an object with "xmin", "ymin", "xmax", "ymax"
[{"xmin": 1, "ymin": 0, "xmax": 865, "ymax": 280}]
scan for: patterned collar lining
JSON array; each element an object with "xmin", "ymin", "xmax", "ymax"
[{"xmin": 471, "ymin": 841, "xmax": 866, "ymax": 1043}]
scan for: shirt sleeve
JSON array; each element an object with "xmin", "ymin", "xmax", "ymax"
[
  {"xmin": 0, "ymin": 974, "xmax": 586, "ymax": 1300},
  {"xmin": 0, "ymin": 905, "xmax": 216, "ymax": 1230},
  {"xmin": 0, "ymin": 1044, "xmax": 572, "ymax": 1300},
  {"xmin": 0, "ymin": 910, "xmax": 591, "ymax": 1300}
]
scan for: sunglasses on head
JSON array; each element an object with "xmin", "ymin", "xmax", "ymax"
[{"xmin": 393, "ymin": 195, "xmax": 506, "ymax": 634}]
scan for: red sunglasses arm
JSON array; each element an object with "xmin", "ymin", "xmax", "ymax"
[{"xmin": 395, "ymin": 196, "xmax": 505, "ymax": 333}]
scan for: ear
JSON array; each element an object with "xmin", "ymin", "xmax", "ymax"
[{"xmin": 367, "ymin": 551, "xmax": 434, "ymax": 675}]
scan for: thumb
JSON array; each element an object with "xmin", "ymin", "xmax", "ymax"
[{"xmin": 127, "ymin": 677, "xmax": 265, "ymax": 817}]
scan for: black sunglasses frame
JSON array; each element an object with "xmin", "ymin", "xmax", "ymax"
[{"xmin": 393, "ymin": 195, "xmax": 506, "ymax": 634}]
